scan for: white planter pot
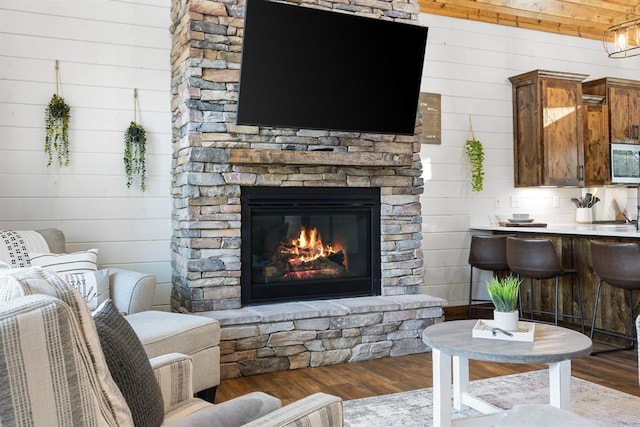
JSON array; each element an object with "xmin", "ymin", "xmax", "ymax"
[{"xmin": 493, "ymin": 310, "xmax": 519, "ymax": 331}]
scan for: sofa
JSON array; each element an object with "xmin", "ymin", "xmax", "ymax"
[
  {"xmin": 0, "ymin": 228, "xmax": 221, "ymax": 401},
  {"xmin": 0, "ymin": 267, "xmax": 343, "ymax": 427}
]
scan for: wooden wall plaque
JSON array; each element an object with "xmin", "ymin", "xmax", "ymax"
[{"xmin": 419, "ymin": 92, "xmax": 441, "ymax": 144}]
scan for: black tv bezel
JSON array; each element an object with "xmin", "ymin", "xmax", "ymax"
[{"xmin": 236, "ymin": 0, "xmax": 428, "ymax": 136}]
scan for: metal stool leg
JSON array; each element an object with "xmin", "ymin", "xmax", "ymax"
[
  {"xmin": 517, "ymin": 274, "xmax": 524, "ymax": 319},
  {"xmin": 590, "ymin": 280, "xmax": 603, "ymax": 341},
  {"xmin": 575, "ymin": 274, "xmax": 585, "ymax": 334},
  {"xmin": 591, "ymin": 283, "xmax": 635, "ymax": 355},
  {"xmin": 467, "ymin": 266, "xmax": 474, "ymax": 319},
  {"xmin": 554, "ymin": 276, "xmax": 560, "ymax": 326},
  {"xmin": 529, "ymin": 278, "xmax": 534, "ymax": 320},
  {"xmin": 627, "ymin": 290, "xmax": 636, "ymax": 350}
]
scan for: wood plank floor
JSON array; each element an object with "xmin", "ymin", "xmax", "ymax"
[{"xmin": 216, "ymin": 310, "xmax": 640, "ymax": 405}]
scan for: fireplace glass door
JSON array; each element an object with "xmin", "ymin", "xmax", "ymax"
[{"xmin": 241, "ymin": 187, "xmax": 381, "ymax": 305}]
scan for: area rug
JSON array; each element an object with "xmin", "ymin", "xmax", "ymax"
[{"xmin": 342, "ymin": 370, "xmax": 640, "ymax": 426}]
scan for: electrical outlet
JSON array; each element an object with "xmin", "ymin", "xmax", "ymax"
[
  {"xmin": 510, "ymin": 196, "xmax": 520, "ymax": 208},
  {"xmin": 494, "ymin": 197, "xmax": 502, "ymax": 208},
  {"xmin": 552, "ymin": 196, "xmax": 560, "ymax": 208}
]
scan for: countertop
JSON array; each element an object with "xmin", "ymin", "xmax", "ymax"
[{"xmin": 470, "ymin": 223, "xmax": 640, "ymax": 238}]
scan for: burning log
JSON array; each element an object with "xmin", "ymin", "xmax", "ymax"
[{"xmin": 263, "ymin": 226, "xmax": 349, "ymax": 281}]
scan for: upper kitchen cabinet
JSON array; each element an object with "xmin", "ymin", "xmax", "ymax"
[
  {"xmin": 509, "ymin": 70, "xmax": 588, "ymax": 187},
  {"xmin": 582, "ymin": 95, "xmax": 610, "ymax": 186},
  {"xmin": 583, "ymin": 77, "xmax": 640, "ymax": 144}
]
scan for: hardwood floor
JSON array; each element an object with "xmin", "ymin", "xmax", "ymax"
[{"xmin": 216, "ymin": 308, "xmax": 640, "ymax": 405}]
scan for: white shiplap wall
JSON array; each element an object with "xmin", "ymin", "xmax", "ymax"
[
  {"xmin": 3, "ymin": 3, "xmax": 640, "ymax": 310},
  {"xmin": 0, "ymin": 0, "xmax": 173, "ymax": 309},
  {"xmin": 419, "ymin": 13, "xmax": 640, "ymax": 305}
]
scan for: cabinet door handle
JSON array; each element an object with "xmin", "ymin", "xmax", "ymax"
[{"xmin": 578, "ymin": 165, "xmax": 584, "ymax": 181}]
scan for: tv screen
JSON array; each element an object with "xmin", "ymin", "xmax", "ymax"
[{"xmin": 237, "ymin": 0, "xmax": 428, "ymax": 135}]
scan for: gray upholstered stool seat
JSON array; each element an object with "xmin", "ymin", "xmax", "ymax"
[{"xmin": 126, "ymin": 310, "xmax": 221, "ymax": 401}]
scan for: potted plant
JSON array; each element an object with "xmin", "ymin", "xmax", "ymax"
[{"xmin": 486, "ymin": 276, "xmax": 521, "ymax": 331}]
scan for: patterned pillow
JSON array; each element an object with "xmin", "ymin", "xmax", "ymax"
[
  {"xmin": 29, "ymin": 249, "xmax": 98, "ymax": 274},
  {"xmin": 93, "ymin": 299, "xmax": 164, "ymax": 427},
  {"xmin": 63, "ymin": 269, "xmax": 109, "ymax": 310}
]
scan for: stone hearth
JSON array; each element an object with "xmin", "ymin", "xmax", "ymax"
[
  {"xmin": 201, "ymin": 295, "xmax": 444, "ymax": 379},
  {"xmin": 169, "ymin": 0, "xmax": 440, "ymax": 377}
]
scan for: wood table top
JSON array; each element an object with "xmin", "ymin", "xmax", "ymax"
[{"xmin": 422, "ymin": 319, "xmax": 592, "ymax": 364}]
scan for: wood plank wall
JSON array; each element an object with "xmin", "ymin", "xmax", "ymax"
[
  {"xmin": 2, "ymin": 2, "xmax": 640, "ymax": 310},
  {"xmin": 0, "ymin": 0, "xmax": 173, "ymax": 309},
  {"xmin": 417, "ymin": 14, "xmax": 640, "ymax": 305}
]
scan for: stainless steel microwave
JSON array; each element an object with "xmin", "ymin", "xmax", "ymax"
[{"xmin": 611, "ymin": 143, "xmax": 640, "ymax": 184}]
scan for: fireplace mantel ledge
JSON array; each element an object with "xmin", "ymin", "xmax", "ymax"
[
  {"xmin": 228, "ymin": 148, "xmax": 413, "ymax": 167},
  {"xmin": 196, "ymin": 294, "xmax": 446, "ymax": 326}
]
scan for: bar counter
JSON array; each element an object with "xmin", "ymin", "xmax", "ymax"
[
  {"xmin": 470, "ymin": 223, "xmax": 640, "ymax": 341},
  {"xmin": 471, "ymin": 223, "xmax": 640, "ymax": 238}
]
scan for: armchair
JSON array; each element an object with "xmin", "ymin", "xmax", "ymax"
[
  {"xmin": 0, "ymin": 229, "xmax": 221, "ymax": 400},
  {"xmin": 0, "ymin": 227, "xmax": 155, "ymax": 314},
  {"xmin": 0, "ymin": 268, "xmax": 343, "ymax": 427}
]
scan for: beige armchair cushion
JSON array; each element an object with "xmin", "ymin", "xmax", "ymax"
[{"xmin": 126, "ymin": 310, "xmax": 221, "ymax": 395}]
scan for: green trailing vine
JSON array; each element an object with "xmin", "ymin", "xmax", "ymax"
[
  {"xmin": 465, "ymin": 138, "xmax": 484, "ymax": 192},
  {"xmin": 464, "ymin": 118, "xmax": 484, "ymax": 192},
  {"xmin": 44, "ymin": 93, "xmax": 71, "ymax": 168},
  {"xmin": 124, "ymin": 121, "xmax": 147, "ymax": 191}
]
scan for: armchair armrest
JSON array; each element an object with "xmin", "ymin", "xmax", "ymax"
[
  {"xmin": 150, "ymin": 353, "xmax": 194, "ymax": 412},
  {"xmin": 243, "ymin": 393, "xmax": 343, "ymax": 427},
  {"xmin": 108, "ymin": 268, "xmax": 156, "ymax": 314}
]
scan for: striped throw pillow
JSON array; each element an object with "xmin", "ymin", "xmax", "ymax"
[{"xmin": 29, "ymin": 249, "xmax": 99, "ymax": 274}]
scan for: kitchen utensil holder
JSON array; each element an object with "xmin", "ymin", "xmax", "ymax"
[{"xmin": 576, "ymin": 207, "xmax": 593, "ymax": 224}]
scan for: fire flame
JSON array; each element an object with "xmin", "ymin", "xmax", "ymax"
[
  {"xmin": 286, "ymin": 227, "xmax": 335, "ymax": 262},
  {"xmin": 276, "ymin": 226, "xmax": 348, "ymax": 280}
]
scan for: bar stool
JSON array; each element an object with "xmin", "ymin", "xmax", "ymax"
[
  {"xmin": 467, "ymin": 234, "xmax": 510, "ymax": 318},
  {"xmin": 506, "ymin": 237, "xmax": 585, "ymax": 333},
  {"xmin": 589, "ymin": 240, "xmax": 640, "ymax": 355}
]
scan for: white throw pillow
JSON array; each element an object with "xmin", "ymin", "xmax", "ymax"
[
  {"xmin": 29, "ymin": 249, "xmax": 99, "ymax": 274},
  {"xmin": 63, "ymin": 269, "xmax": 110, "ymax": 310}
]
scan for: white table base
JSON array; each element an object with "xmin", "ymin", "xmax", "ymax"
[{"xmin": 432, "ymin": 348, "xmax": 572, "ymax": 427}]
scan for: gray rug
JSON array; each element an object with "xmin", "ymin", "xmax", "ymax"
[{"xmin": 342, "ymin": 370, "xmax": 640, "ymax": 426}]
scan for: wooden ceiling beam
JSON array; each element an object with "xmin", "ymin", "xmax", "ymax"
[{"xmin": 418, "ymin": 0, "xmax": 640, "ymax": 41}]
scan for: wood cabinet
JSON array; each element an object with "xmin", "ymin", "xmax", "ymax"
[
  {"xmin": 509, "ymin": 70, "xmax": 588, "ymax": 187},
  {"xmin": 582, "ymin": 98, "xmax": 610, "ymax": 185},
  {"xmin": 583, "ymin": 77, "xmax": 640, "ymax": 144}
]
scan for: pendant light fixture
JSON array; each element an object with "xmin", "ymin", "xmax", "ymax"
[{"xmin": 604, "ymin": 18, "xmax": 640, "ymax": 58}]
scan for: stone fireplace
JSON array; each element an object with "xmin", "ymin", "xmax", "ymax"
[
  {"xmin": 241, "ymin": 186, "xmax": 381, "ymax": 304},
  {"xmin": 169, "ymin": 0, "xmax": 445, "ymax": 378}
]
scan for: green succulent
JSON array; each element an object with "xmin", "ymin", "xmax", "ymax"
[{"xmin": 486, "ymin": 276, "xmax": 521, "ymax": 312}]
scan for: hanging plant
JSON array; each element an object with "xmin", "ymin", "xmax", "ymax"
[
  {"xmin": 465, "ymin": 117, "xmax": 484, "ymax": 192},
  {"xmin": 124, "ymin": 121, "xmax": 147, "ymax": 191},
  {"xmin": 44, "ymin": 93, "xmax": 71, "ymax": 167},
  {"xmin": 465, "ymin": 138, "xmax": 484, "ymax": 192}
]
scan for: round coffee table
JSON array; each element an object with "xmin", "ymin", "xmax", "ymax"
[{"xmin": 422, "ymin": 319, "xmax": 592, "ymax": 427}]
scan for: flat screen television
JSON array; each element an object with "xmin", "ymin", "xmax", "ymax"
[{"xmin": 236, "ymin": 0, "xmax": 428, "ymax": 135}]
